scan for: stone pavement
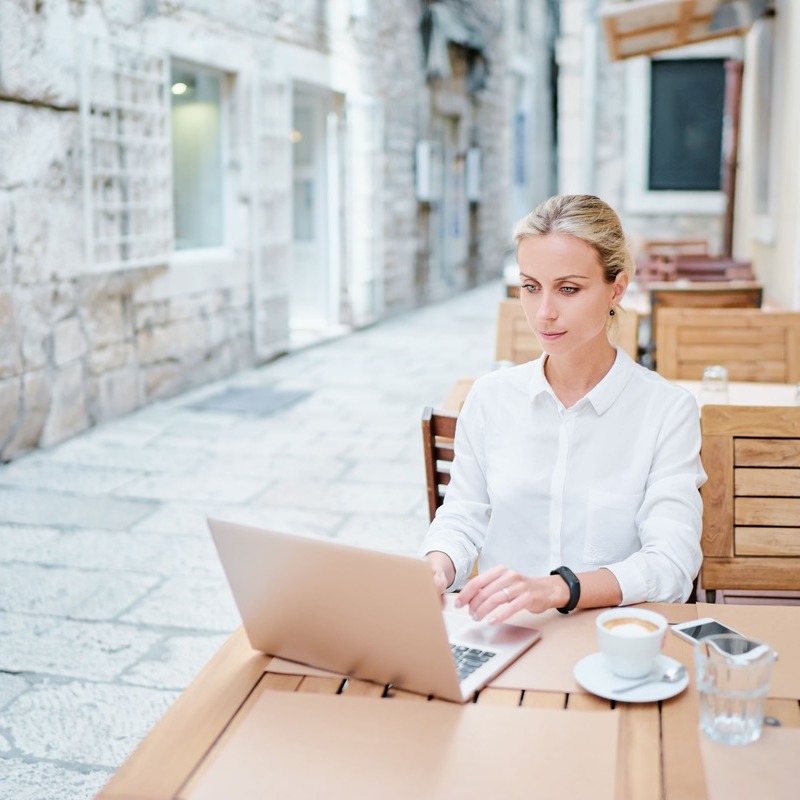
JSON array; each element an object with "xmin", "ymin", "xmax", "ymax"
[{"xmin": 0, "ymin": 279, "xmax": 502, "ymax": 800}]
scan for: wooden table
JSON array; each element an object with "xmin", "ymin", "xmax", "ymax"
[
  {"xmin": 96, "ymin": 603, "xmax": 800, "ymax": 800},
  {"xmin": 443, "ymin": 377, "xmax": 798, "ymax": 414}
]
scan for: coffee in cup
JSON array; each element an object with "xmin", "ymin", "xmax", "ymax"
[
  {"xmin": 596, "ymin": 608, "xmax": 668, "ymax": 679},
  {"xmin": 602, "ymin": 617, "xmax": 660, "ymax": 635}
]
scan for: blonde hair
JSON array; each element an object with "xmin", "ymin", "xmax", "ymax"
[{"xmin": 513, "ymin": 194, "xmax": 634, "ymax": 341}]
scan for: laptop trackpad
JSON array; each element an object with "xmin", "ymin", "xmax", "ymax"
[{"xmin": 443, "ymin": 610, "xmax": 540, "ymax": 649}]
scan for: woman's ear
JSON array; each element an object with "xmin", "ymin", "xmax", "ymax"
[{"xmin": 612, "ymin": 273, "xmax": 629, "ymax": 304}]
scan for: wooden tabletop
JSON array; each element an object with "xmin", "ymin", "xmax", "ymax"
[{"xmin": 96, "ymin": 603, "xmax": 800, "ymax": 800}]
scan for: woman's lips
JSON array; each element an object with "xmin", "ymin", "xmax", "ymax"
[{"xmin": 538, "ymin": 331, "xmax": 566, "ymax": 341}]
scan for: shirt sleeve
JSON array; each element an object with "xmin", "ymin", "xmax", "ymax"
[
  {"xmin": 418, "ymin": 385, "xmax": 492, "ymax": 590},
  {"xmin": 604, "ymin": 390, "xmax": 706, "ymax": 604}
]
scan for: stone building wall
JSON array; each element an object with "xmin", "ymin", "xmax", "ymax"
[{"xmin": 0, "ymin": 0, "xmax": 536, "ymax": 461}]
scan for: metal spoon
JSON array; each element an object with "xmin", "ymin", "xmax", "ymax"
[{"xmin": 613, "ymin": 664, "xmax": 687, "ymax": 693}]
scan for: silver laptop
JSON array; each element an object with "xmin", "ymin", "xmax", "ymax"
[{"xmin": 208, "ymin": 519, "xmax": 541, "ymax": 703}]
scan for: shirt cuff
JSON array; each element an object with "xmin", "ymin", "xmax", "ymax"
[
  {"xmin": 419, "ymin": 535, "xmax": 475, "ymax": 591},
  {"xmin": 603, "ymin": 560, "xmax": 649, "ymax": 606}
]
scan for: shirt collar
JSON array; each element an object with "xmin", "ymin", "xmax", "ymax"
[{"xmin": 528, "ymin": 347, "xmax": 636, "ymax": 414}]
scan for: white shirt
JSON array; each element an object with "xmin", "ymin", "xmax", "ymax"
[{"xmin": 420, "ymin": 349, "xmax": 706, "ymax": 604}]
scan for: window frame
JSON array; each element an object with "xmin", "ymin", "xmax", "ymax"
[
  {"xmin": 80, "ymin": 36, "xmax": 174, "ymax": 272},
  {"xmin": 623, "ymin": 37, "xmax": 743, "ymax": 216}
]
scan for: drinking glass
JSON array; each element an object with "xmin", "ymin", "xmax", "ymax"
[
  {"xmin": 695, "ymin": 634, "xmax": 777, "ymax": 745},
  {"xmin": 699, "ymin": 365, "xmax": 729, "ymax": 405}
]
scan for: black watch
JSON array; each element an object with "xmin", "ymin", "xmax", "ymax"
[{"xmin": 550, "ymin": 566, "xmax": 581, "ymax": 614}]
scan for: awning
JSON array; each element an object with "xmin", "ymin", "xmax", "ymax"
[
  {"xmin": 600, "ymin": 0, "xmax": 769, "ymax": 61},
  {"xmin": 421, "ymin": 2, "xmax": 489, "ymax": 92}
]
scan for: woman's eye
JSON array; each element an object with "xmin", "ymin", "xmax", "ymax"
[
  {"xmin": 522, "ymin": 284, "xmax": 538, "ymax": 293},
  {"xmin": 560, "ymin": 286, "xmax": 578, "ymax": 294}
]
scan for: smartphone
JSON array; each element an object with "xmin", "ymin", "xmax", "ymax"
[
  {"xmin": 671, "ymin": 617, "xmax": 747, "ymax": 645},
  {"xmin": 671, "ymin": 617, "xmax": 775, "ymax": 660}
]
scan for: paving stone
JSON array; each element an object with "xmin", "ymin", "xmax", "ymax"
[
  {"xmin": 0, "ymin": 564, "xmax": 160, "ymax": 621},
  {"xmin": 119, "ymin": 574, "xmax": 240, "ymax": 631},
  {"xmin": 111, "ymin": 471, "xmax": 270, "ymax": 504},
  {"xmin": 335, "ymin": 513, "xmax": 429, "ymax": 556},
  {"xmin": 0, "ymin": 672, "xmax": 29, "ymax": 711},
  {"xmin": 1, "ymin": 529, "xmax": 222, "ymax": 576},
  {"xmin": 0, "ymin": 759, "xmax": 110, "ymax": 800},
  {"xmin": 0, "ymin": 680, "xmax": 177, "ymax": 766},
  {"xmin": 0, "ymin": 489, "xmax": 155, "ymax": 529},
  {"xmin": 121, "ymin": 633, "xmax": 229, "ymax": 689},
  {"xmin": 0, "ymin": 525, "xmax": 59, "ymax": 559},
  {"xmin": 0, "ymin": 458, "xmax": 139, "ymax": 495},
  {"xmin": 130, "ymin": 502, "xmax": 345, "ymax": 538},
  {"xmin": 46, "ymin": 438, "xmax": 203, "ymax": 472},
  {"xmin": 254, "ymin": 479, "xmax": 424, "ymax": 515},
  {"xmin": 0, "ymin": 613, "xmax": 161, "ymax": 681},
  {"xmin": 342, "ymin": 459, "xmax": 423, "ymax": 486}
]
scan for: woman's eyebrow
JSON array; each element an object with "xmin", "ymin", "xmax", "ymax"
[{"xmin": 519, "ymin": 272, "xmax": 590, "ymax": 282}]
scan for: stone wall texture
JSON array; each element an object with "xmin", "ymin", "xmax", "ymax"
[{"xmin": 0, "ymin": 0, "xmax": 536, "ymax": 461}]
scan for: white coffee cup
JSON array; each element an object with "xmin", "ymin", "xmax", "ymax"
[{"xmin": 596, "ymin": 608, "xmax": 668, "ymax": 679}]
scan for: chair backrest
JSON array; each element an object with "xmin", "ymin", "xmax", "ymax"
[
  {"xmin": 648, "ymin": 283, "xmax": 763, "ymax": 367},
  {"xmin": 421, "ymin": 406, "xmax": 458, "ymax": 522},
  {"xmin": 655, "ymin": 307, "xmax": 800, "ymax": 382},
  {"xmin": 495, "ymin": 298, "xmax": 640, "ymax": 364},
  {"xmin": 643, "ymin": 239, "xmax": 709, "ymax": 262},
  {"xmin": 700, "ymin": 405, "xmax": 800, "ymax": 600},
  {"xmin": 495, "ymin": 299, "xmax": 542, "ymax": 364}
]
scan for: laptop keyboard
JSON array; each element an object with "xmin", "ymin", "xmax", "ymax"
[{"xmin": 450, "ymin": 643, "xmax": 497, "ymax": 681}]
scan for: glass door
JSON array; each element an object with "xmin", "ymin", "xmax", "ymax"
[{"xmin": 291, "ymin": 90, "xmax": 330, "ymax": 342}]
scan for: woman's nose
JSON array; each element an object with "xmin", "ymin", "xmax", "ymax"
[{"xmin": 537, "ymin": 293, "xmax": 557, "ymax": 320}]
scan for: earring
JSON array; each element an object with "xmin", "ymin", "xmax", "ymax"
[{"xmin": 609, "ymin": 308, "xmax": 615, "ymax": 316}]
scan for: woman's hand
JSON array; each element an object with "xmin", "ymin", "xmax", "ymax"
[
  {"xmin": 454, "ymin": 565, "xmax": 568, "ymax": 624},
  {"xmin": 425, "ymin": 551, "xmax": 456, "ymax": 595}
]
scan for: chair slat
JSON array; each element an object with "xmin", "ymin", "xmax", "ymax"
[
  {"xmin": 736, "ymin": 439, "xmax": 800, "ymax": 467},
  {"xmin": 735, "ymin": 527, "xmax": 800, "ymax": 556},
  {"xmin": 735, "ymin": 497, "xmax": 800, "ymax": 527},
  {"xmin": 735, "ymin": 467, "xmax": 800, "ymax": 496},
  {"xmin": 421, "ymin": 406, "xmax": 458, "ymax": 522}
]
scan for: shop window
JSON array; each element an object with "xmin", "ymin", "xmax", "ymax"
[
  {"xmin": 623, "ymin": 38, "xmax": 741, "ymax": 216},
  {"xmin": 170, "ymin": 63, "xmax": 225, "ymax": 250},
  {"xmin": 648, "ymin": 59, "xmax": 725, "ymax": 191}
]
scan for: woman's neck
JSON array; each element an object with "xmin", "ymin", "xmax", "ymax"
[{"xmin": 544, "ymin": 341, "xmax": 617, "ymax": 408}]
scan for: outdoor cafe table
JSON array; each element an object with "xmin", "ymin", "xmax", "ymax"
[
  {"xmin": 443, "ymin": 377, "xmax": 798, "ymax": 413},
  {"xmin": 96, "ymin": 602, "xmax": 800, "ymax": 800}
]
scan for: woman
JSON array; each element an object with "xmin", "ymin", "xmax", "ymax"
[{"xmin": 421, "ymin": 194, "xmax": 706, "ymax": 623}]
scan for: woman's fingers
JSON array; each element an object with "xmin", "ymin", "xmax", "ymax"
[{"xmin": 455, "ymin": 565, "xmax": 505, "ymax": 607}]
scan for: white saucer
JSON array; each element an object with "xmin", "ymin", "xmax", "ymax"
[{"xmin": 573, "ymin": 652, "xmax": 689, "ymax": 703}]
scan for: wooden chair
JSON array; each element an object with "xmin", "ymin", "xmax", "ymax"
[
  {"xmin": 648, "ymin": 283, "xmax": 764, "ymax": 369},
  {"xmin": 655, "ymin": 308, "xmax": 800, "ymax": 382},
  {"xmin": 637, "ymin": 240, "xmax": 710, "ymax": 282},
  {"xmin": 700, "ymin": 405, "xmax": 800, "ymax": 604},
  {"xmin": 421, "ymin": 406, "xmax": 458, "ymax": 522},
  {"xmin": 495, "ymin": 299, "xmax": 542, "ymax": 364},
  {"xmin": 642, "ymin": 239, "xmax": 710, "ymax": 262},
  {"xmin": 421, "ymin": 406, "xmax": 481, "ymax": 580},
  {"xmin": 495, "ymin": 298, "xmax": 640, "ymax": 364}
]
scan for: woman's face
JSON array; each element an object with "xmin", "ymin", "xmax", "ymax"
[{"xmin": 517, "ymin": 233, "xmax": 627, "ymax": 357}]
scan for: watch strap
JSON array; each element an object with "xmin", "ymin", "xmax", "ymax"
[{"xmin": 550, "ymin": 566, "xmax": 581, "ymax": 614}]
